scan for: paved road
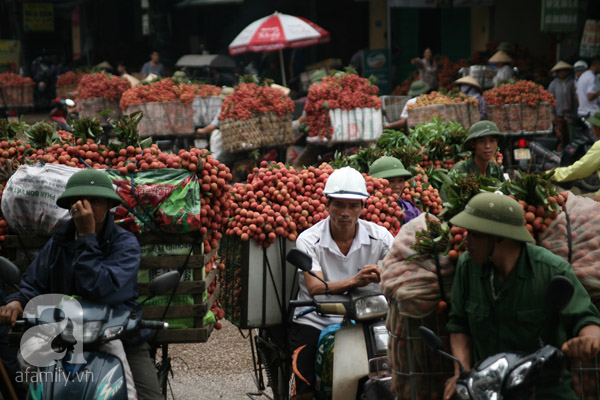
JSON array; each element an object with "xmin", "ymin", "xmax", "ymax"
[{"xmin": 163, "ymin": 321, "xmax": 274, "ymax": 400}]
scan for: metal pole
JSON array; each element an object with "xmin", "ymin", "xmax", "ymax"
[
  {"xmin": 279, "ymin": 49, "xmax": 287, "ymax": 87},
  {"xmin": 387, "ymin": 0, "xmax": 392, "ymax": 92}
]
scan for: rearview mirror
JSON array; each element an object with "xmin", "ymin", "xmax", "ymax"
[
  {"xmin": 286, "ymin": 249, "xmax": 312, "ymax": 272},
  {"xmin": 149, "ymin": 271, "xmax": 181, "ymax": 296},
  {"xmin": 419, "ymin": 326, "xmax": 444, "ymax": 353},
  {"xmin": 546, "ymin": 275, "xmax": 574, "ymax": 314}
]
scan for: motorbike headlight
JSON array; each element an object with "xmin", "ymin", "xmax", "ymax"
[
  {"xmin": 354, "ymin": 295, "xmax": 388, "ymax": 320},
  {"xmin": 62, "ymin": 321, "xmax": 103, "ymax": 344},
  {"xmin": 468, "ymin": 357, "xmax": 508, "ymax": 400},
  {"xmin": 506, "ymin": 360, "xmax": 532, "ymax": 389},
  {"xmin": 101, "ymin": 326, "xmax": 124, "ymax": 342}
]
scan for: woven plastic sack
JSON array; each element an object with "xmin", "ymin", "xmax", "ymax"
[
  {"xmin": 1, "ymin": 163, "xmax": 82, "ymax": 235},
  {"xmin": 192, "ymin": 96, "xmax": 222, "ymax": 126},
  {"xmin": 381, "ymin": 213, "xmax": 455, "ymax": 318},
  {"xmin": 539, "ymin": 192, "xmax": 600, "ymax": 301},
  {"xmin": 125, "ymin": 102, "xmax": 194, "ymax": 137},
  {"xmin": 78, "ymin": 97, "xmax": 122, "ymax": 124},
  {"xmin": 106, "ymin": 169, "xmax": 201, "ymax": 234}
]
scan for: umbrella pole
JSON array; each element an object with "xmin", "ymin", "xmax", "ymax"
[{"xmin": 278, "ymin": 49, "xmax": 287, "ymax": 87}]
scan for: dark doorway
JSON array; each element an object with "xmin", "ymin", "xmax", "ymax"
[{"xmin": 418, "ymin": 8, "xmax": 442, "ymax": 58}]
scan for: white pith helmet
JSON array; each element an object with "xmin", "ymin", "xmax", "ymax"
[{"xmin": 323, "ymin": 167, "xmax": 369, "ymax": 200}]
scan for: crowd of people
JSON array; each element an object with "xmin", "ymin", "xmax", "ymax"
[
  {"xmin": 3, "ymin": 40, "xmax": 600, "ymax": 400},
  {"xmin": 380, "ymin": 47, "xmax": 600, "ymax": 199}
]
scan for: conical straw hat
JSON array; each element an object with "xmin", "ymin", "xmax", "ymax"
[
  {"xmin": 489, "ymin": 50, "xmax": 512, "ymax": 63},
  {"xmin": 454, "ymin": 75, "xmax": 482, "ymax": 91},
  {"xmin": 95, "ymin": 61, "xmax": 114, "ymax": 70},
  {"xmin": 550, "ymin": 60, "xmax": 573, "ymax": 72}
]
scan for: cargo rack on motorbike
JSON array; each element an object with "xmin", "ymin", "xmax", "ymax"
[
  {"xmin": 388, "ymin": 309, "xmax": 454, "ymax": 400},
  {"xmin": 219, "ymin": 234, "xmax": 299, "ymax": 399},
  {"xmin": 1, "ymin": 232, "xmax": 219, "ymax": 344}
]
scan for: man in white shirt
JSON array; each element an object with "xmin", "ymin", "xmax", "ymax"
[
  {"xmin": 289, "ymin": 167, "xmax": 394, "ymax": 399},
  {"xmin": 577, "ymin": 58, "xmax": 600, "ymax": 118},
  {"xmin": 384, "ymin": 80, "xmax": 429, "ymax": 131}
]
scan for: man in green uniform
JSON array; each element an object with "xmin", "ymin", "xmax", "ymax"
[
  {"xmin": 368, "ymin": 156, "xmax": 421, "ymax": 224},
  {"xmin": 447, "ymin": 120, "xmax": 505, "ymax": 182},
  {"xmin": 444, "ymin": 192, "xmax": 600, "ymax": 400}
]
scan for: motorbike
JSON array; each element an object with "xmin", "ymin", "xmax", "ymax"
[
  {"xmin": 30, "ymin": 54, "xmax": 66, "ymax": 110},
  {"xmin": 285, "ymin": 249, "xmax": 393, "ymax": 400},
  {"xmin": 419, "ymin": 275, "xmax": 574, "ymax": 400},
  {"xmin": 526, "ymin": 116, "xmax": 600, "ymax": 192},
  {"xmin": 48, "ymin": 97, "xmax": 76, "ymax": 131},
  {"xmin": 0, "ymin": 256, "xmax": 179, "ymax": 400}
]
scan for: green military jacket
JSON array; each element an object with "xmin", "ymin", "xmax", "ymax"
[
  {"xmin": 447, "ymin": 243, "xmax": 600, "ymax": 399},
  {"xmin": 447, "ymin": 157, "xmax": 505, "ymax": 182}
]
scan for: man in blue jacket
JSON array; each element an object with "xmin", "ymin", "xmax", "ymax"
[{"xmin": 0, "ymin": 169, "xmax": 163, "ymax": 400}]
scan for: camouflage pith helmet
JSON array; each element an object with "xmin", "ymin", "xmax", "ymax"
[
  {"xmin": 450, "ymin": 192, "xmax": 534, "ymax": 243},
  {"xmin": 369, "ymin": 157, "xmax": 412, "ymax": 179},
  {"xmin": 464, "ymin": 120, "xmax": 504, "ymax": 150}
]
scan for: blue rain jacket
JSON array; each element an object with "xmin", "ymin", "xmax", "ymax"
[{"xmin": 6, "ymin": 214, "xmax": 141, "ymax": 312}]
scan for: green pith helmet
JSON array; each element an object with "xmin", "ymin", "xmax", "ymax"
[
  {"xmin": 589, "ymin": 110, "xmax": 600, "ymax": 128},
  {"xmin": 464, "ymin": 120, "xmax": 504, "ymax": 149},
  {"xmin": 56, "ymin": 169, "xmax": 122, "ymax": 209},
  {"xmin": 497, "ymin": 42, "xmax": 512, "ymax": 54},
  {"xmin": 450, "ymin": 192, "xmax": 534, "ymax": 243},
  {"xmin": 311, "ymin": 69, "xmax": 328, "ymax": 84},
  {"xmin": 408, "ymin": 80, "xmax": 429, "ymax": 97},
  {"xmin": 369, "ymin": 156, "xmax": 412, "ymax": 179}
]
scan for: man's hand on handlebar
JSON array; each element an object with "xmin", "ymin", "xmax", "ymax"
[
  {"xmin": 561, "ymin": 336, "xmax": 600, "ymax": 362},
  {"xmin": 354, "ymin": 265, "xmax": 382, "ymax": 287},
  {"xmin": 0, "ymin": 300, "xmax": 23, "ymax": 327},
  {"xmin": 562, "ymin": 325, "xmax": 600, "ymax": 362},
  {"xmin": 444, "ymin": 374, "xmax": 459, "ymax": 400}
]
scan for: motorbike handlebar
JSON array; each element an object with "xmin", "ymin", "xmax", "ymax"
[
  {"xmin": 140, "ymin": 320, "xmax": 169, "ymax": 330},
  {"xmin": 289, "ymin": 300, "xmax": 314, "ymax": 309}
]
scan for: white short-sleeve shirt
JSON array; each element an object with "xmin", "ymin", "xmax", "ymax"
[
  {"xmin": 293, "ymin": 217, "xmax": 394, "ymax": 330},
  {"xmin": 400, "ymin": 97, "xmax": 417, "ymax": 119},
  {"xmin": 577, "ymin": 70, "xmax": 600, "ymax": 117}
]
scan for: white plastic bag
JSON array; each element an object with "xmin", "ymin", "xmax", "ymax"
[
  {"xmin": 192, "ymin": 96, "xmax": 222, "ymax": 126},
  {"xmin": 1, "ymin": 163, "xmax": 81, "ymax": 235}
]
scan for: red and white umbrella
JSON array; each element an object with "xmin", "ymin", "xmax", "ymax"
[{"xmin": 229, "ymin": 11, "xmax": 330, "ymax": 86}]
